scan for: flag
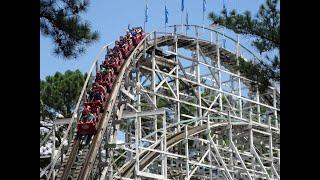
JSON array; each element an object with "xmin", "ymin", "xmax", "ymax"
[
  {"xmin": 145, "ymin": 3, "xmax": 148, "ymax": 22},
  {"xmin": 202, "ymin": 0, "xmax": 206, "ymax": 20},
  {"xmin": 186, "ymin": 11, "xmax": 189, "ymax": 30},
  {"xmin": 165, "ymin": 5, "xmax": 169, "ymax": 24},
  {"xmin": 181, "ymin": 0, "xmax": 184, "ymax": 12}
]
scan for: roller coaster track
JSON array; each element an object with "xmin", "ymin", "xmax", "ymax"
[
  {"xmin": 118, "ymin": 123, "xmax": 209, "ymax": 178},
  {"xmin": 115, "ymin": 121, "xmax": 279, "ymax": 179},
  {"xmin": 44, "ymin": 25, "xmax": 280, "ymax": 180}
]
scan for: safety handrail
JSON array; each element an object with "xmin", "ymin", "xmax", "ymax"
[{"xmin": 167, "ymin": 24, "xmax": 259, "ymax": 61}]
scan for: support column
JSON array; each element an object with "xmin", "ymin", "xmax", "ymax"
[
  {"xmin": 236, "ymin": 34, "xmax": 243, "ymax": 119},
  {"xmin": 173, "ymin": 34, "xmax": 181, "ymax": 172},
  {"xmin": 216, "ymin": 32, "xmax": 222, "ymax": 147},
  {"xmin": 134, "ymin": 114, "xmax": 140, "ymax": 180},
  {"xmin": 273, "ymin": 88, "xmax": 278, "ymax": 128},
  {"xmin": 257, "ymin": 88, "xmax": 261, "ymax": 123},
  {"xmin": 249, "ymin": 110, "xmax": 256, "ymax": 179},
  {"xmin": 228, "ymin": 111, "xmax": 234, "ymax": 179},
  {"xmin": 185, "ymin": 125, "xmax": 190, "ymax": 180},
  {"xmin": 174, "ymin": 35, "xmax": 181, "ymax": 133},
  {"xmin": 207, "ymin": 115, "xmax": 213, "ymax": 180},
  {"xmin": 196, "ymin": 41, "xmax": 204, "ymax": 178},
  {"xmin": 216, "ymin": 33, "xmax": 223, "ymax": 116},
  {"xmin": 162, "ymin": 114, "xmax": 167, "ymax": 179},
  {"xmin": 152, "ymin": 31, "xmax": 158, "ymax": 141},
  {"xmin": 268, "ymin": 116, "xmax": 274, "ymax": 179},
  {"xmin": 196, "ymin": 41, "xmax": 202, "ymax": 123},
  {"xmin": 134, "ymin": 62, "xmax": 142, "ymax": 180}
]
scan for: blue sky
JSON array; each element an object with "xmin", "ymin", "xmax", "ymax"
[{"xmin": 40, "ymin": 0, "xmax": 266, "ymax": 79}]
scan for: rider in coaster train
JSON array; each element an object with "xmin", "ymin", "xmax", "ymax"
[
  {"xmin": 90, "ymin": 103, "xmax": 100, "ymax": 117},
  {"xmin": 130, "ymin": 28, "xmax": 137, "ymax": 37},
  {"xmin": 95, "ymin": 71, "xmax": 104, "ymax": 83},
  {"xmin": 106, "ymin": 68, "xmax": 115, "ymax": 79},
  {"xmin": 98, "ymin": 67, "xmax": 109, "ymax": 80},
  {"xmin": 115, "ymin": 40, "xmax": 121, "ymax": 49},
  {"xmin": 87, "ymin": 84, "xmax": 104, "ymax": 102},
  {"xmin": 93, "ymin": 82, "xmax": 107, "ymax": 97},
  {"xmin": 92, "ymin": 91, "xmax": 104, "ymax": 102},
  {"xmin": 98, "ymin": 68, "xmax": 114, "ymax": 90},
  {"xmin": 100, "ymin": 65, "xmax": 107, "ymax": 73},
  {"xmin": 113, "ymin": 42, "xmax": 124, "ymax": 60},
  {"xmin": 80, "ymin": 105, "xmax": 96, "ymax": 122},
  {"xmin": 126, "ymin": 30, "xmax": 132, "ymax": 39},
  {"xmin": 98, "ymin": 66, "xmax": 113, "ymax": 84}
]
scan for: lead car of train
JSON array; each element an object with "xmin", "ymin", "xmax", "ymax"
[{"xmin": 77, "ymin": 27, "xmax": 145, "ymax": 137}]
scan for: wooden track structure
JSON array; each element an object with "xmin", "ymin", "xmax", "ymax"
[{"xmin": 43, "ymin": 25, "xmax": 280, "ymax": 180}]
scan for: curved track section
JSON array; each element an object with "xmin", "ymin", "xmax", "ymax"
[{"xmin": 46, "ymin": 25, "xmax": 280, "ymax": 180}]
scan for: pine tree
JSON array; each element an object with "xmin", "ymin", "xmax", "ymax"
[
  {"xmin": 208, "ymin": 0, "xmax": 280, "ymax": 88},
  {"xmin": 40, "ymin": 0, "xmax": 99, "ymax": 59},
  {"xmin": 40, "ymin": 70, "xmax": 86, "ymax": 118}
]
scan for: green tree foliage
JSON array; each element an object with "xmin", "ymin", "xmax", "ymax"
[
  {"xmin": 157, "ymin": 97, "xmax": 169, "ymax": 108},
  {"xmin": 40, "ymin": 0, "xmax": 99, "ymax": 59},
  {"xmin": 236, "ymin": 56, "xmax": 271, "ymax": 92},
  {"xmin": 181, "ymin": 104, "xmax": 196, "ymax": 117},
  {"xmin": 208, "ymin": 0, "xmax": 280, "ymax": 89},
  {"xmin": 40, "ymin": 70, "xmax": 85, "ymax": 118}
]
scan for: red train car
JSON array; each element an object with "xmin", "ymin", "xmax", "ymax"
[
  {"xmin": 77, "ymin": 120, "xmax": 97, "ymax": 135},
  {"xmin": 77, "ymin": 27, "xmax": 145, "ymax": 137}
]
